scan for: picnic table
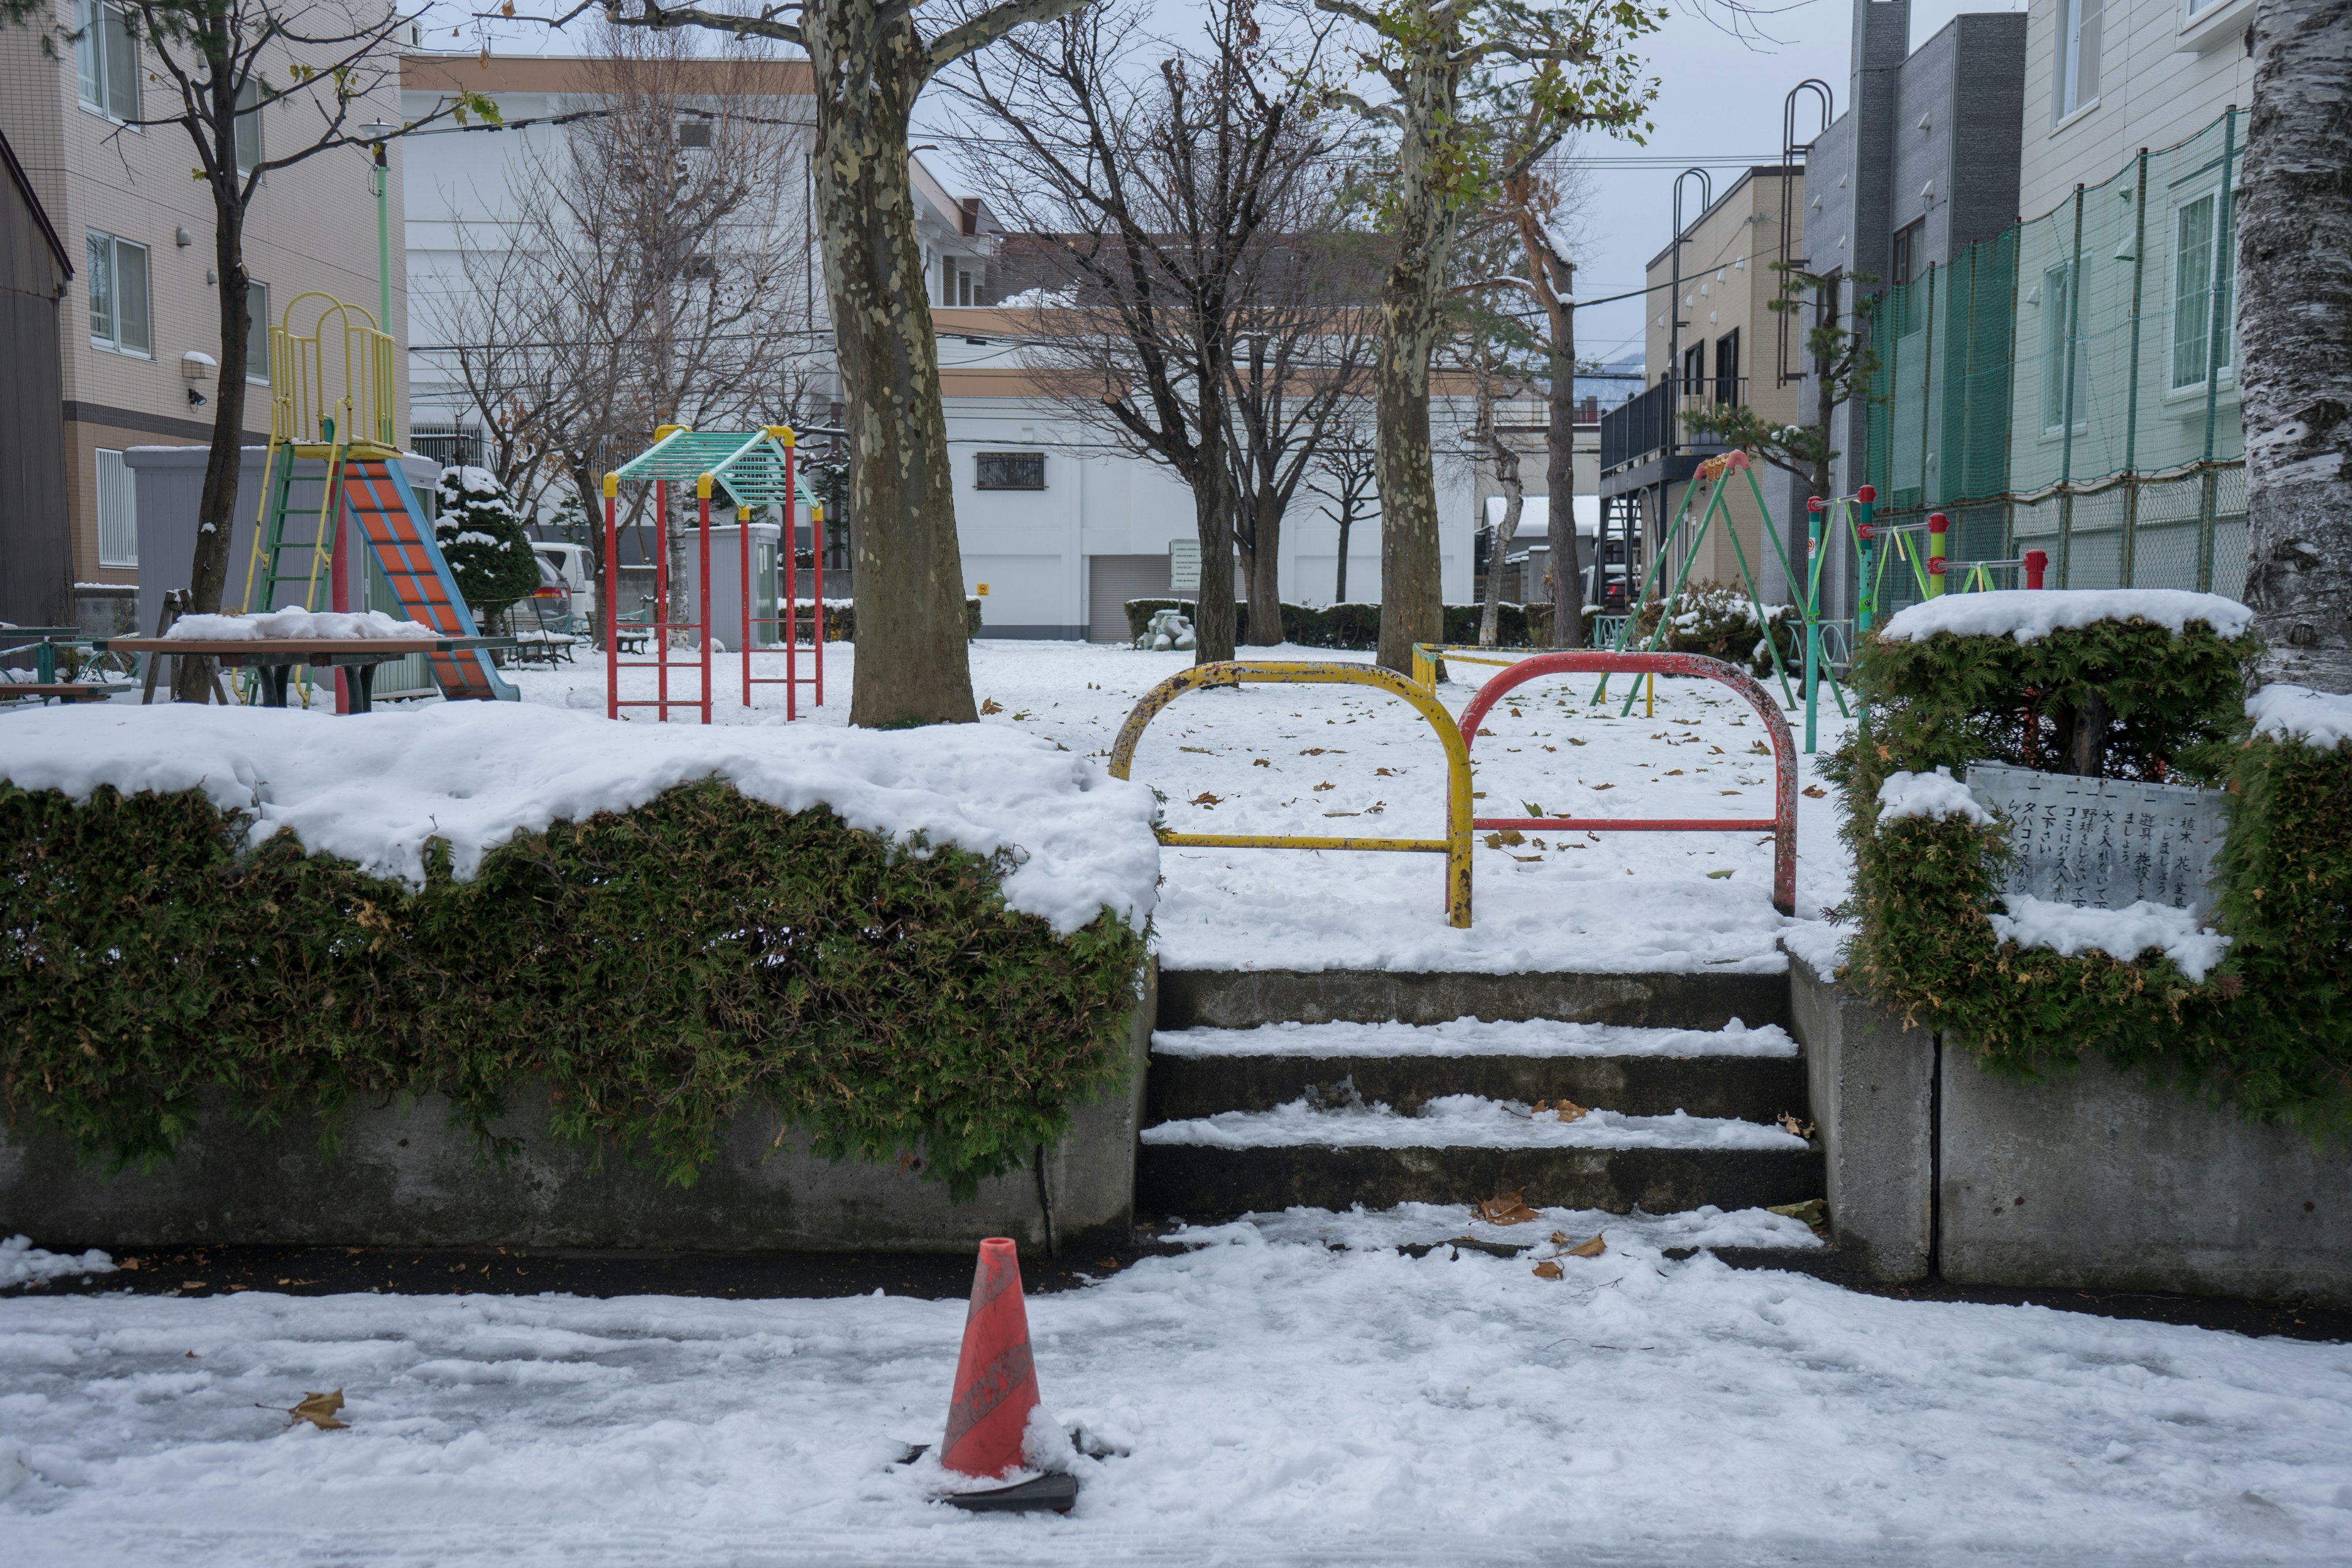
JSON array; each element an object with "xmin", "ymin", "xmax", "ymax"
[
  {"xmin": 1, "ymin": 625, "xmax": 135, "ymax": 704},
  {"xmin": 93, "ymin": 635, "xmax": 518, "ymax": 714}
]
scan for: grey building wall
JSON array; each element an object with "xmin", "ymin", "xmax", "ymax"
[{"xmin": 0, "ymin": 127, "xmax": 71, "ymax": 633}]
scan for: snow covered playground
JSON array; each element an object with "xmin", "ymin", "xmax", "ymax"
[{"xmin": 6, "ymin": 625, "xmax": 2352, "ymax": 1567}]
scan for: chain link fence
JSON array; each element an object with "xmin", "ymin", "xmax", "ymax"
[{"xmin": 1863, "ymin": 108, "xmax": 2246, "ymax": 611}]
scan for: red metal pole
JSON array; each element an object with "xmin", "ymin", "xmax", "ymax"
[
  {"xmin": 740, "ymin": 504, "xmax": 752, "ymax": 707},
  {"xmin": 603, "ymin": 477, "xmax": 619, "ymax": 720},
  {"xmin": 813, "ymin": 500, "xmax": 825, "ymax": 707},
  {"xmin": 655, "ymin": 478, "xmax": 671, "ymax": 722},
  {"xmin": 785, "ymin": 491, "xmax": 798, "ymax": 722},
  {"xmin": 698, "ymin": 476, "xmax": 712, "ymax": 725},
  {"xmin": 331, "ymin": 486, "xmax": 350, "ymax": 714},
  {"xmin": 2024, "ymin": 549, "xmax": 2048, "ymax": 590},
  {"xmin": 1926, "ymin": 511, "xmax": 1949, "ymax": 596}
]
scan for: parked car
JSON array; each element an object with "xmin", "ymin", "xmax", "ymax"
[{"xmin": 531, "ymin": 542, "xmax": 597, "ymax": 624}]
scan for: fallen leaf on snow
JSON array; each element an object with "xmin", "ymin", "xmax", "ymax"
[
  {"xmin": 1484, "ymin": 829, "xmax": 1526, "ymax": 848},
  {"xmin": 979, "ymin": 698, "xmax": 1003, "ymax": 715},
  {"xmin": 1374, "ymin": 766, "xmax": 1395, "ymax": 776},
  {"xmin": 1476, "ymin": 728, "xmax": 1495, "ymax": 736},
  {"xmin": 1749, "ymin": 742, "xmax": 1772, "ymax": 756},
  {"xmin": 260, "ymin": 1390, "xmax": 349, "ymax": 1431},
  {"xmin": 1189, "ymin": 792, "xmax": 1221, "ymax": 807},
  {"xmin": 1803, "ymin": 784, "xmax": 1827, "ymax": 798},
  {"xmin": 1567, "ymin": 737, "xmax": 1587, "ymax": 746},
  {"xmin": 1721, "ymin": 790, "xmax": 1742, "ymax": 796},
  {"xmin": 1777, "ymin": 1114, "xmax": 1817, "ymax": 1139},
  {"xmin": 1768, "ymin": 1198, "xmax": 1827, "ymax": 1228},
  {"xmin": 1510, "ymin": 853, "xmax": 1544, "ymax": 863},
  {"xmin": 1665, "ymin": 769, "xmax": 1684, "ymax": 776},
  {"xmin": 1472, "ymin": 1190, "xmax": 1542, "ymax": 1225},
  {"xmin": 1706, "ymin": 869, "xmax": 1735, "ymax": 879},
  {"xmin": 1253, "ymin": 758, "xmax": 1272, "ymax": 767},
  {"xmin": 1589, "ymin": 783, "xmax": 1615, "ymax": 791},
  {"xmin": 1533, "ymin": 1098, "xmax": 1588, "ymax": 1123},
  {"xmin": 1520, "ymin": 799, "xmax": 1546, "ymax": 817},
  {"xmin": 1566, "ymin": 1235, "xmax": 1607, "ymax": 1258},
  {"xmin": 1299, "ymin": 747, "xmax": 1327, "ymax": 755},
  {"xmin": 1532, "ymin": 1261, "xmax": 1566, "ymax": 1280},
  {"xmin": 1313, "ymin": 781, "xmax": 1335, "ymax": 791},
  {"xmin": 1180, "ymin": 745, "xmax": 1213, "ymax": 754}
]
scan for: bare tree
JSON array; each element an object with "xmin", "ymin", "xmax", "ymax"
[
  {"xmin": 586, "ymin": 0, "xmax": 1090, "ymax": 725},
  {"xmin": 1306, "ymin": 412, "xmax": 1381, "ymax": 603},
  {"xmin": 423, "ymin": 23, "xmax": 823, "ymax": 611},
  {"xmin": 1314, "ymin": 0, "xmax": 1658, "ymax": 673},
  {"xmin": 2239, "ymin": 0, "xmax": 2352, "ymax": 693},
  {"xmin": 1501, "ymin": 143, "xmax": 1588, "ymax": 649},
  {"xmin": 1224, "ymin": 236, "xmax": 1381, "ymax": 643},
  {"xmin": 952, "ymin": 0, "xmax": 1340, "ymax": 663},
  {"xmin": 1446, "ymin": 217, "xmax": 1543, "ymax": 647},
  {"xmin": 5, "ymin": 0, "xmax": 496, "ymax": 698}
]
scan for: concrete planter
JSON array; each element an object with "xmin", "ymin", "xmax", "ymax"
[
  {"xmin": 0, "ymin": 970, "xmax": 1153, "ymax": 1258},
  {"xmin": 1788, "ymin": 945, "xmax": 2352, "ymax": 1306}
]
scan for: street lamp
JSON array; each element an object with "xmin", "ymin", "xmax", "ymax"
[{"xmin": 363, "ymin": 118, "xmax": 394, "ymax": 333}]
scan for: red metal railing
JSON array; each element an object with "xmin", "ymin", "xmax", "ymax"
[{"xmin": 1454, "ymin": 650, "xmax": 1799, "ymax": 916}]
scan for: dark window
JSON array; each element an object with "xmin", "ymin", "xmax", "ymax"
[
  {"xmin": 1891, "ymin": 219, "xmax": 1925, "ymax": 287},
  {"xmin": 975, "ymin": 451, "xmax": 1046, "ymax": 489},
  {"xmin": 1680, "ymin": 341, "xmax": 1705, "ymax": 396},
  {"xmin": 677, "ymin": 116, "xmax": 713, "ymax": 148},
  {"xmin": 1714, "ymin": 328, "xmax": 1741, "ymax": 404}
]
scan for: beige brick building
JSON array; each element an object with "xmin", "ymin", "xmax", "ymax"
[{"xmin": 0, "ymin": 1, "xmax": 407, "ymax": 627}]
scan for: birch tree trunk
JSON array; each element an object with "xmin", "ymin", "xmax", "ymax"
[{"xmin": 2239, "ymin": 0, "xmax": 2352, "ymax": 693}]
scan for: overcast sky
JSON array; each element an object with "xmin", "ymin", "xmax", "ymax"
[{"xmin": 436, "ymin": 0, "xmax": 2023, "ymax": 378}]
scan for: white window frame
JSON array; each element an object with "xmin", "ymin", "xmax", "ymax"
[
  {"xmin": 2167, "ymin": 187, "xmax": 2234, "ymax": 394},
  {"xmin": 2038, "ymin": 261, "xmax": 2087, "ymax": 436},
  {"xmin": 95, "ymin": 447, "xmax": 138, "ymax": 567},
  {"xmin": 2057, "ymin": 0, "xmax": 2102, "ymax": 124},
  {"xmin": 87, "ymin": 229, "xmax": 153, "ymax": 357},
  {"xmin": 73, "ymin": 0, "xmax": 141, "ymax": 124},
  {"xmin": 247, "ymin": 278, "xmax": 272, "ymax": 384}
]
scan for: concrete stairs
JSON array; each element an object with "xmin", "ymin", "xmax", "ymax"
[{"xmin": 1137, "ymin": 968, "xmax": 1823, "ymax": 1222}]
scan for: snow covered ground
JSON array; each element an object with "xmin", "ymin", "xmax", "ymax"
[
  {"xmin": 507, "ymin": 639, "xmax": 1858, "ymax": 973},
  {"xmin": 4, "ymin": 1218, "xmax": 2350, "ymax": 1567}
]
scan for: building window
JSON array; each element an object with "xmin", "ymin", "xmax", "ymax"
[
  {"xmin": 74, "ymin": 0, "xmax": 140, "ymax": 122},
  {"xmin": 247, "ymin": 279, "xmax": 270, "ymax": 383},
  {"xmin": 1890, "ymin": 219, "xmax": 1924, "ymax": 287},
  {"xmin": 1714, "ymin": 328, "xmax": 1741, "ymax": 404},
  {"xmin": 235, "ymin": 77, "xmax": 263, "ymax": 173},
  {"xmin": 2059, "ymin": 0, "xmax": 2102, "ymax": 120},
  {"xmin": 975, "ymin": 451, "xmax": 1046, "ymax": 489},
  {"xmin": 87, "ymin": 230, "xmax": 152, "ymax": 356},
  {"xmin": 677, "ymin": 115, "xmax": 712, "ymax": 148},
  {"xmin": 2039, "ymin": 262, "xmax": 2086, "ymax": 432},
  {"xmin": 2169, "ymin": 190, "xmax": 2233, "ymax": 390},
  {"xmin": 1679, "ymin": 341, "xmax": 1705, "ymax": 396},
  {"xmin": 96, "ymin": 448, "xmax": 138, "ymax": 567}
]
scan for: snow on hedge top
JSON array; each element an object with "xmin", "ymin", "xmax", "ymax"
[
  {"xmin": 1877, "ymin": 766, "xmax": 1992, "ymax": 827},
  {"xmin": 1878, "ymin": 589, "xmax": 2252, "ymax": 644},
  {"xmin": 2248, "ymin": 684, "xmax": 2352, "ymax": 752},
  {"xmin": 167, "ymin": 608, "xmax": 437, "ymax": 641},
  {"xmin": 0, "ymin": 704, "xmax": 1160, "ymax": 934}
]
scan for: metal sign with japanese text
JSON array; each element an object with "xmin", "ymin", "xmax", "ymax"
[
  {"xmin": 1965, "ymin": 762, "xmax": 2229, "ymax": 918},
  {"xmin": 1168, "ymin": 540, "xmax": 1200, "ymax": 593}
]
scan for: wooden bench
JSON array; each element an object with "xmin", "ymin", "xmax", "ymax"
[{"xmin": 0, "ymin": 682, "xmax": 132, "ymax": 704}]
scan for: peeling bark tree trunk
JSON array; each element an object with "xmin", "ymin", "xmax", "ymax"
[
  {"xmin": 2239, "ymin": 0, "xmax": 2352, "ymax": 694},
  {"xmin": 1479, "ymin": 448, "xmax": 1523, "ymax": 648},
  {"xmin": 806, "ymin": 0, "xmax": 977, "ymax": 725}
]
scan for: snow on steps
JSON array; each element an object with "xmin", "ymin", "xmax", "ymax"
[{"xmin": 1138, "ymin": 988, "xmax": 1823, "ymax": 1222}]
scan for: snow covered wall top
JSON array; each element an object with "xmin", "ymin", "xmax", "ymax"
[
  {"xmin": 0, "ymin": 705, "xmax": 1161, "ymax": 935},
  {"xmin": 2247, "ymin": 684, "xmax": 2352, "ymax": 752},
  {"xmin": 1879, "ymin": 589, "xmax": 2253, "ymax": 644}
]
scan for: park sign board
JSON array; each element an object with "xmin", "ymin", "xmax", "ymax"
[
  {"xmin": 1964, "ymin": 762, "xmax": 2228, "ymax": 919},
  {"xmin": 1169, "ymin": 539, "xmax": 1200, "ymax": 593}
]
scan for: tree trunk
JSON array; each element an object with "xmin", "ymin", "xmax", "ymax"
[
  {"xmin": 1480, "ymin": 462, "xmax": 1522, "ymax": 649},
  {"xmin": 1334, "ymin": 508, "xmax": 1351, "ymax": 602},
  {"xmin": 1547, "ymin": 299, "xmax": 1583, "ymax": 650},
  {"xmin": 1242, "ymin": 484, "xmax": 1284, "ymax": 645},
  {"xmin": 1191, "ymin": 434, "xmax": 1237, "ymax": 663},
  {"xmin": 2239, "ymin": 0, "xmax": 2352, "ymax": 694},
  {"xmin": 808, "ymin": 0, "xmax": 978, "ymax": 725},
  {"xmin": 178, "ymin": 77, "xmax": 251, "ymax": 703}
]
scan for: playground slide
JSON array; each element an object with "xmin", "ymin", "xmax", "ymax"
[{"xmin": 338, "ymin": 458, "xmax": 518, "ymax": 703}]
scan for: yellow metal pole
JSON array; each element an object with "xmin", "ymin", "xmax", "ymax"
[{"xmin": 1646, "ymin": 672, "xmax": 1655, "ymax": 718}]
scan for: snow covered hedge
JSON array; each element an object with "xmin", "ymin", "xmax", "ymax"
[
  {"xmin": 1823, "ymin": 592, "xmax": 2352, "ymax": 1137},
  {"xmin": 0, "ymin": 706, "xmax": 1158, "ymax": 1197},
  {"xmin": 1123, "ymin": 598, "xmax": 1543, "ymax": 650}
]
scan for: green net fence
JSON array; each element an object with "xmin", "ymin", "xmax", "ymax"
[{"xmin": 1863, "ymin": 107, "xmax": 2246, "ymax": 611}]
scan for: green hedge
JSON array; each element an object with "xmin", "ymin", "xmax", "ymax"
[
  {"xmin": 1824, "ymin": 612, "xmax": 2352, "ymax": 1136},
  {"xmin": 783, "ymin": 597, "xmax": 982, "ymax": 641},
  {"xmin": 0, "ymin": 779, "xmax": 1145, "ymax": 1197},
  {"xmin": 1123, "ymin": 599, "xmax": 1542, "ymax": 649}
]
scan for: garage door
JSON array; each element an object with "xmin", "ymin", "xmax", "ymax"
[{"xmin": 1087, "ymin": 554, "xmax": 1173, "ymax": 642}]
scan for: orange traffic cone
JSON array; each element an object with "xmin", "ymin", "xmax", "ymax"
[{"xmin": 941, "ymin": 1237, "xmax": 1041, "ymax": 1478}]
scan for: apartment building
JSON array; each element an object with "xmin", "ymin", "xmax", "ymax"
[
  {"xmin": 0, "ymin": 0, "xmax": 407, "ymax": 629},
  {"xmin": 1598, "ymin": 165, "xmax": 1806, "ymax": 603}
]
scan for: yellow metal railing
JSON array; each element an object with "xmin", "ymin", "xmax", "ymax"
[
  {"xmin": 270, "ymin": 290, "xmax": 395, "ymax": 451},
  {"xmin": 1107, "ymin": 660, "xmax": 1476, "ymax": 927},
  {"xmin": 1409, "ymin": 643, "xmax": 1532, "ymax": 690}
]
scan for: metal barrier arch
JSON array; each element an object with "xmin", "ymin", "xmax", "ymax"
[
  {"xmin": 1108, "ymin": 660, "xmax": 1475, "ymax": 927},
  {"xmin": 1454, "ymin": 651, "xmax": 1799, "ymax": 915}
]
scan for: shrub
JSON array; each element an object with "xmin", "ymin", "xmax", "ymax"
[
  {"xmin": 778, "ymin": 597, "xmax": 982, "ymax": 642},
  {"xmin": 1823, "ymin": 608, "xmax": 2352, "ymax": 1137},
  {"xmin": 434, "ymin": 466, "xmax": 541, "ymax": 617},
  {"xmin": 1631, "ymin": 581, "xmax": 1801, "ymax": 677},
  {"xmin": 1122, "ymin": 599, "xmax": 1540, "ymax": 650},
  {"xmin": 0, "ymin": 779, "xmax": 1146, "ymax": 1197}
]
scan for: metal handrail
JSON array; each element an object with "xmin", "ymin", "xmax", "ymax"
[
  {"xmin": 1454, "ymin": 650, "xmax": 1800, "ymax": 915},
  {"xmin": 1107, "ymin": 661, "xmax": 1476, "ymax": 928}
]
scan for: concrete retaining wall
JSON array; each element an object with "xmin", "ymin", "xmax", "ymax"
[
  {"xmin": 0, "ymin": 969, "xmax": 1153, "ymax": 1257},
  {"xmin": 1787, "ymin": 945, "xmax": 2352, "ymax": 1306}
]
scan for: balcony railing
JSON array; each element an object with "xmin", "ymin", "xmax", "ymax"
[{"xmin": 1598, "ymin": 376, "xmax": 1747, "ymax": 473}]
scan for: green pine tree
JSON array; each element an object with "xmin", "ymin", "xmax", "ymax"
[{"xmin": 433, "ymin": 466, "xmax": 541, "ymax": 620}]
